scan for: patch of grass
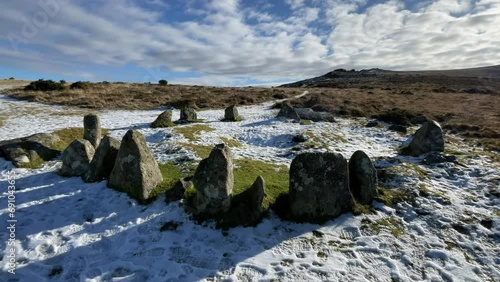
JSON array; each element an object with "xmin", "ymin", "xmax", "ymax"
[
  {"xmin": 418, "ymin": 183, "xmax": 451, "ymax": 205},
  {"xmin": 363, "ymin": 217, "xmax": 405, "ymax": 237},
  {"xmin": 149, "ymin": 162, "xmax": 188, "ymax": 198},
  {"xmin": 17, "ymin": 155, "xmax": 45, "ymax": 169},
  {"xmin": 233, "ymin": 158, "xmax": 289, "ymax": 210},
  {"xmin": 300, "ymin": 120, "xmax": 313, "ymax": 125},
  {"xmin": 320, "ymin": 132, "xmax": 348, "ymax": 143},
  {"xmin": 220, "ymin": 137, "xmax": 244, "ymax": 148},
  {"xmin": 174, "ymin": 124, "xmax": 215, "ymax": 142},
  {"xmin": 352, "ymin": 200, "xmax": 372, "ymax": 215},
  {"xmin": 50, "ymin": 127, "xmax": 110, "ymax": 151},
  {"xmin": 445, "ymin": 241, "xmax": 457, "ymax": 250},
  {"xmin": 179, "ymin": 143, "xmax": 213, "ymax": 159},
  {"xmin": 375, "ymin": 186, "xmax": 415, "ymax": 207},
  {"xmin": 386, "ymin": 162, "xmax": 429, "ymax": 180},
  {"xmin": 317, "ymin": 251, "xmax": 326, "ymax": 258}
]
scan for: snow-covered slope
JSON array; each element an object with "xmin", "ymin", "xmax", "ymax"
[{"xmin": 0, "ymin": 91, "xmax": 499, "ymax": 281}]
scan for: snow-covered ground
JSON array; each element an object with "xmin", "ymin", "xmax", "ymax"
[{"xmin": 0, "ymin": 90, "xmax": 499, "ymax": 281}]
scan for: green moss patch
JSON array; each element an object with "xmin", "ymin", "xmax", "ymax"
[
  {"xmin": 362, "ymin": 216, "xmax": 405, "ymax": 237},
  {"xmin": 375, "ymin": 186, "xmax": 415, "ymax": 207},
  {"xmin": 385, "ymin": 161, "xmax": 429, "ymax": 180},
  {"xmin": 50, "ymin": 127, "xmax": 110, "ymax": 151},
  {"xmin": 174, "ymin": 124, "xmax": 214, "ymax": 142},
  {"xmin": 17, "ymin": 155, "xmax": 45, "ymax": 169},
  {"xmin": 220, "ymin": 137, "xmax": 244, "ymax": 148},
  {"xmin": 179, "ymin": 143, "xmax": 213, "ymax": 159},
  {"xmin": 149, "ymin": 162, "xmax": 198, "ymax": 199},
  {"xmin": 233, "ymin": 158, "xmax": 289, "ymax": 210},
  {"xmin": 352, "ymin": 200, "xmax": 373, "ymax": 215},
  {"xmin": 418, "ymin": 183, "xmax": 451, "ymax": 205}
]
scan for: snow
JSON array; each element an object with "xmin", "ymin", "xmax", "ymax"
[{"xmin": 0, "ymin": 89, "xmax": 499, "ymax": 281}]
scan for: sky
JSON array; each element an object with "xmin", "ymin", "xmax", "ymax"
[{"xmin": 0, "ymin": 0, "xmax": 499, "ymax": 86}]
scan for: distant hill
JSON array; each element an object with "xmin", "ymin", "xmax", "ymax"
[{"xmin": 279, "ymin": 65, "xmax": 500, "ymax": 94}]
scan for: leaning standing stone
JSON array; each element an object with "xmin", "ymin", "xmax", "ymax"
[
  {"xmin": 349, "ymin": 150, "xmax": 377, "ymax": 204},
  {"xmin": 180, "ymin": 106, "xmax": 197, "ymax": 122},
  {"xmin": 224, "ymin": 105, "xmax": 241, "ymax": 121},
  {"xmin": 151, "ymin": 110, "xmax": 174, "ymax": 128},
  {"xmin": 83, "ymin": 136, "xmax": 120, "ymax": 183},
  {"xmin": 108, "ymin": 130, "xmax": 163, "ymax": 202},
  {"xmin": 84, "ymin": 114, "xmax": 101, "ymax": 148},
  {"xmin": 289, "ymin": 152, "xmax": 352, "ymax": 221},
  {"xmin": 192, "ymin": 143, "xmax": 234, "ymax": 216},
  {"xmin": 277, "ymin": 102, "xmax": 301, "ymax": 122},
  {"xmin": 404, "ymin": 120, "xmax": 444, "ymax": 156},
  {"xmin": 60, "ymin": 139, "xmax": 95, "ymax": 177}
]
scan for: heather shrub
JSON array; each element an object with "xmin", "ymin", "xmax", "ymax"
[
  {"xmin": 25, "ymin": 79, "xmax": 65, "ymax": 91},
  {"xmin": 70, "ymin": 81, "xmax": 92, "ymax": 90}
]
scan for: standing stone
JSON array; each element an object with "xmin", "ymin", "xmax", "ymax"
[
  {"xmin": 289, "ymin": 152, "xmax": 352, "ymax": 221},
  {"xmin": 165, "ymin": 177, "xmax": 193, "ymax": 204},
  {"xmin": 108, "ymin": 130, "xmax": 163, "ymax": 201},
  {"xmin": 180, "ymin": 106, "xmax": 197, "ymax": 122},
  {"xmin": 349, "ymin": 150, "xmax": 377, "ymax": 204},
  {"xmin": 151, "ymin": 110, "xmax": 174, "ymax": 128},
  {"xmin": 83, "ymin": 136, "xmax": 120, "ymax": 183},
  {"xmin": 192, "ymin": 144, "xmax": 234, "ymax": 216},
  {"xmin": 84, "ymin": 114, "xmax": 101, "ymax": 148},
  {"xmin": 228, "ymin": 176, "xmax": 266, "ymax": 227},
  {"xmin": 404, "ymin": 120, "xmax": 444, "ymax": 156},
  {"xmin": 277, "ymin": 102, "xmax": 301, "ymax": 122},
  {"xmin": 224, "ymin": 105, "xmax": 241, "ymax": 121},
  {"xmin": 60, "ymin": 139, "xmax": 95, "ymax": 177}
]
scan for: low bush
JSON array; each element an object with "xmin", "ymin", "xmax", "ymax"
[
  {"xmin": 24, "ymin": 79, "xmax": 65, "ymax": 91},
  {"xmin": 70, "ymin": 81, "xmax": 92, "ymax": 90},
  {"xmin": 159, "ymin": 79, "xmax": 168, "ymax": 85}
]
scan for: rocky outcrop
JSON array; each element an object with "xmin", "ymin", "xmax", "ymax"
[
  {"xmin": 277, "ymin": 102, "xmax": 301, "ymax": 121},
  {"xmin": 349, "ymin": 151, "xmax": 377, "ymax": 204},
  {"xmin": 84, "ymin": 114, "xmax": 101, "ymax": 148},
  {"xmin": 108, "ymin": 130, "xmax": 163, "ymax": 201},
  {"xmin": 224, "ymin": 105, "xmax": 241, "ymax": 121},
  {"xmin": 289, "ymin": 152, "xmax": 352, "ymax": 221},
  {"xmin": 60, "ymin": 139, "xmax": 95, "ymax": 177},
  {"xmin": 295, "ymin": 108, "xmax": 336, "ymax": 122},
  {"xmin": 404, "ymin": 120, "xmax": 444, "ymax": 156},
  {"xmin": 388, "ymin": 124, "xmax": 407, "ymax": 134},
  {"xmin": 151, "ymin": 110, "xmax": 174, "ymax": 128},
  {"xmin": 192, "ymin": 144, "xmax": 234, "ymax": 216},
  {"xmin": 180, "ymin": 106, "xmax": 197, "ymax": 122},
  {"xmin": 83, "ymin": 136, "xmax": 120, "ymax": 183},
  {"xmin": 0, "ymin": 133, "xmax": 60, "ymax": 167}
]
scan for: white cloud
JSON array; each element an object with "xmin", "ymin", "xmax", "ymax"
[
  {"xmin": 0, "ymin": 0, "xmax": 499, "ymax": 85},
  {"xmin": 285, "ymin": 0, "xmax": 305, "ymax": 10}
]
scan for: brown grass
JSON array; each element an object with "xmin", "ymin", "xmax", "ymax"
[
  {"xmin": 289, "ymin": 88, "xmax": 500, "ymax": 150},
  {"xmin": 3, "ymin": 81, "xmax": 302, "ymax": 110},
  {"xmin": 0, "ymin": 79, "xmax": 31, "ymax": 88}
]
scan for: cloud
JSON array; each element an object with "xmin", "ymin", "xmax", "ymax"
[{"xmin": 0, "ymin": 0, "xmax": 499, "ymax": 85}]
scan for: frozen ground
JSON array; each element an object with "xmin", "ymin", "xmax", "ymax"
[{"xmin": 0, "ymin": 89, "xmax": 499, "ymax": 281}]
